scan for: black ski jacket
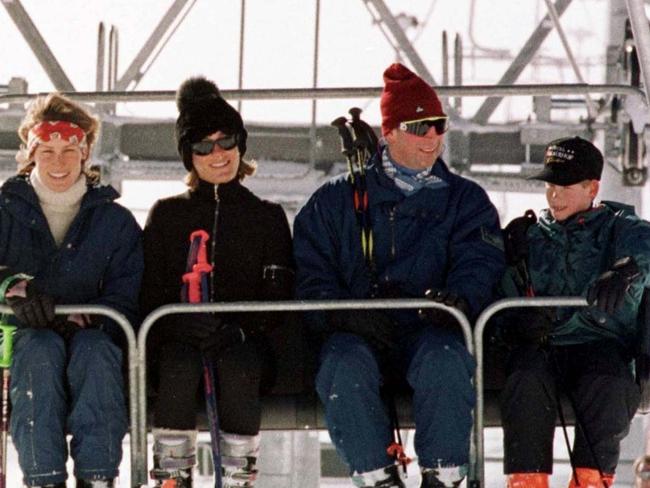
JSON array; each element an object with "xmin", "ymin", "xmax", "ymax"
[{"xmin": 140, "ymin": 177, "xmax": 294, "ymax": 337}]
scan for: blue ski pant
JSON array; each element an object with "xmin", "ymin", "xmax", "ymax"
[
  {"xmin": 10, "ymin": 328, "xmax": 127, "ymax": 486},
  {"xmin": 315, "ymin": 328, "xmax": 475, "ymax": 474}
]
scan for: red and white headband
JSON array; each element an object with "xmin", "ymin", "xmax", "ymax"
[{"xmin": 26, "ymin": 120, "xmax": 88, "ymax": 155}]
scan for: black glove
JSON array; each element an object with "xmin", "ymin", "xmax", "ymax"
[
  {"xmin": 158, "ymin": 313, "xmax": 245, "ymax": 357},
  {"xmin": 327, "ymin": 309, "xmax": 394, "ymax": 351},
  {"xmin": 587, "ymin": 256, "xmax": 641, "ymax": 315},
  {"xmin": 503, "ymin": 210, "xmax": 537, "ymax": 266},
  {"xmin": 5, "ymin": 282, "xmax": 55, "ymax": 328},
  {"xmin": 421, "ymin": 288, "xmax": 470, "ymax": 329},
  {"xmin": 509, "ymin": 307, "xmax": 555, "ymax": 345}
]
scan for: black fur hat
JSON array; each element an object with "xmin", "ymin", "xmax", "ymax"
[{"xmin": 175, "ymin": 76, "xmax": 248, "ymax": 170}]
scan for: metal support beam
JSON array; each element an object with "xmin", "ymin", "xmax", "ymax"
[
  {"xmin": 472, "ymin": 0, "xmax": 574, "ymax": 124},
  {"xmin": 442, "ymin": 31, "xmax": 449, "ymax": 85},
  {"xmin": 237, "ymin": 0, "xmax": 246, "ymax": 113},
  {"xmin": 115, "ymin": 0, "xmax": 194, "ymax": 91},
  {"xmin": 543, "ymin": 0, "xmax": 598, "ymax": 119},
  {"xmin": 2, "ymin": 0, "xmax": 74, "ymax": 91},
  {"xmin": 0, "ymin": 83, "xmax": 644, "ymax": 106},
  {"xmin": 625, "ymin": 0, "xmax": 650, "ymax": 106},
  {"xmin": 309, "ymin": 0, "xmax": 321, "ymax": 170},
  {"xmin": 96, "ymin": 23, "xmax": 106, "ymax": 92},
  {"xmin": 363, "ymin": 0, "xmax": 437, "ymax": 86},
  {"xmin": 454, "ymin": 34, "xmax": 463, "ymax": 113}
]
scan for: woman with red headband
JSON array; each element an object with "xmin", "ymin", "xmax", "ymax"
[{"xmin": 0, "ymin": 93, "xmax": 143, "ymax": 488}]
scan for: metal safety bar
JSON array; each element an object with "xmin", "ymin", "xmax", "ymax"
[
  {"xmin": 0, "ymin": 304, "xmax": 139, "ymax": 487},
  {"xmin": 0, "ymin": 83, "xmax": 644, "ymax": 105},
  {"xmin": 135, "ymin": 299, "xmax": 472, "ymax": 488},
  {"xmin": 472, "ymin": 297, "xmax": 587, "ymax": 488}
]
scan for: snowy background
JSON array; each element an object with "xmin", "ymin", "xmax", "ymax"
[{"xmin": 2, "ymin": 0, "xmax": 650, "ymax": 486}]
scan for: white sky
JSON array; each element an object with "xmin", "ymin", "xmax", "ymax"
[
  {"xmin": 2, "ymin": 0, "xmax": 648, "ymax": 219},
  {"xmin": 1, "ymin": 0, "xmax": 612, "ymax": 125}
]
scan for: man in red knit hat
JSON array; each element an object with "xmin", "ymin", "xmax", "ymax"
[{"xmin": 294, "ymin": 63, "xmax": 505, "ymax": 487}]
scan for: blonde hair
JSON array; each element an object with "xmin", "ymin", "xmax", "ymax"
[
  {"xmin": 184, "ymin": 158, "xmax": 257, "ymax": 189},
  {"xmin": 16, "ymin": 93, "xmax": 100, "ymax": 182}
]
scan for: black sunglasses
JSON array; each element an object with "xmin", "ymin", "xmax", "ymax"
[
  {"xmin": 399, "ymin": 116, "xmax": 449, "ymax": 137},
  {"xmin": 191, "ymin": 134, "xmax": 238, "ymax": 155}
]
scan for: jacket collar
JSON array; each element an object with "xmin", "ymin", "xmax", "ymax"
[
  {"xmin": 191, "ymin": 177, "xmax": 247, "ymax": 201},
  {"xmin": 2, "ymin": 174, "xmax": 118, "ymax": 211},
  {"xmin": 366, "ymin": 150, "xmax": 451, "ymax": 217},
  {"xmin": 538, "ymin": 204, "xmax": 610, "ymax": 234}
]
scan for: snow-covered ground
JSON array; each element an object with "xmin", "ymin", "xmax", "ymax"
[{"xmin": 4, "ymin": 418, "xmax": 646, "ymax": 487}]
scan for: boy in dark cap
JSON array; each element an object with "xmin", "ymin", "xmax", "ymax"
[
  {"xmin": 293, "ymin": 63, "xmax": 505, "ymax": 487},
  {"xmin": 141, "ymin": 77, "xmax": 294, "ymax": 488},
  {"xmin": 500, "ymin": 136, "xmax": 650, "ymax": 488}
]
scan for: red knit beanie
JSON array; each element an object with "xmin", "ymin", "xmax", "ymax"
[{"xmin": 380, "ymin": 63, "xmax": 445, "ymax": 136}]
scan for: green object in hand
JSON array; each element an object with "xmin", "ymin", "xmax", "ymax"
[{"xmin": 0, "ymin": 324, "xmax": 16, "ymax": 368}]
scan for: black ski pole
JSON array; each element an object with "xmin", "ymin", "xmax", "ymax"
[{"xmin": 549, "ymin": 348, "xmax": 610, "ymax": 488}]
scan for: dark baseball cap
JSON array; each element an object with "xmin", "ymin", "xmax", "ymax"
[{"xmin": 529, "ymin": 136, "xmax": 604, "ymax": 185}]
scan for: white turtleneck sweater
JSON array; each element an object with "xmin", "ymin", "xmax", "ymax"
[{"xmin": 30, "ymin": 171, "xmax": 87, "ymax": 247}]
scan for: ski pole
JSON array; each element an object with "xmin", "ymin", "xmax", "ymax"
[
  {"xmin": 186, "ymin": 230, "xmax": 221, "ymax": 488},
  {"xmin": 0, "ymin": 323, "xmax": 16, "ymax": 488},
  {"xmin": 386, "ymin": 389, "xmax": 411, "ymax": 475}
]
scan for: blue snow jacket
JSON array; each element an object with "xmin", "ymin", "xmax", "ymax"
[
  {"xmin": 294, "ymin": 150, "xmax": 505, "ymax": 331},
  {"xmin": 0, "ymin": 175, "xmax": 143, "ymax": 339},
  {"xmin": 501, "ymin": 202, "xmax": 650, "ymax": 348}
]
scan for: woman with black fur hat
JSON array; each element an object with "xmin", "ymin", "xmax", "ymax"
[{"xmin": 140, "ymin": 76, "xmax": 294, "ymax": 488}]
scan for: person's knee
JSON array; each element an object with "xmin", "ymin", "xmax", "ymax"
[
  {"xmin": 14, "ymin": 329, "xmax": 65, "ymax": 367},
  {"xmin": 409, "ymin": 339, "xmax": 472, "ymax": 387},
  {"xmin": 501, "ymin": 368, "xmax": 555, "ymax": 422},
  {"xmin": 69, "ymin": 328, "xmax": 122, "ymax": 367},
  {"xmin": 217, "ymin": 342, "xmax": 264, "ymax": 385},
  {"xmin": 70, "ymin": 327, "xmax": 111, "ymax": 346},
  {"xmin": 316, "ymin": 333, "xmax": 379, "ymax": 394},
  {"xmin": 320, "ymin": 333, "xmax": 376, "ymax": 369}
]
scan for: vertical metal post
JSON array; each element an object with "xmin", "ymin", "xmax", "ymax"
[
  {"xmin": 625, "ymin": 0, "xmax": 650, "ymax": 106},
  {"xmin": 309, "ymin": 0, "xmax": 321, "ymax": 170},
  {"xmin": 96, "ymin": 23, "xmax": 105, "ymax": 92},
  {"xmin": 442, "ymin": 31, "xmax": 449, "ymax": 86},
  {"xmin": 113, "ymin": 29, "xmax": 119, "ymax": 92},
  {"xmin": 237, "ymin": 0, "xmax": 246, "ymax": 113},
  {"xmin": 107, "ymin": 26, "xmax": 118, "ymax": 115},
  {"xmin": 454, "ymin": 33, "xmax": 463, "ymax": 113},
  {"xmin": 108, "ymin": 26, "xmax": 116, "ymax": 91}
]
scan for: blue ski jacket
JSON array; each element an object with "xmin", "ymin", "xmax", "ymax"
[
  {"xmin": 294, "ymin": 151, "xmax": 505, "ymax": 330},
  {"xmin": 0, "ymin": 175, "xmax": 143, "ymax": 338}
]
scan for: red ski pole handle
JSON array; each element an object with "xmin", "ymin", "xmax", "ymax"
[
  {"xmin": 182, "ymin": 270, "xmax": 202, "ymax": 304},
  {"xmin": 190, "ymin": 230, "xmax": 210, "ymax": 266}
]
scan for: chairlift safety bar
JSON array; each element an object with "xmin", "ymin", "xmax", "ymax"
[
  {"xmin": 135, "ymin": 299, "xmax": 473, "ymax": 487},
  {"xmin": 0, "ymin": 304, "xmax": 139, "ymax": 487},
  {"xmin": 472, "ymin": 297, "xmax": 588, "ymax": 488}
]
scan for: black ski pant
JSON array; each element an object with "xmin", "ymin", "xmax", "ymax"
[
  {"xmin": 152, "ymin": 339, "xmax": 274, "ymax": 435},
  {"xmin": 500, "ymin": 340, "xmax": 640, "ymax": 474}
]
